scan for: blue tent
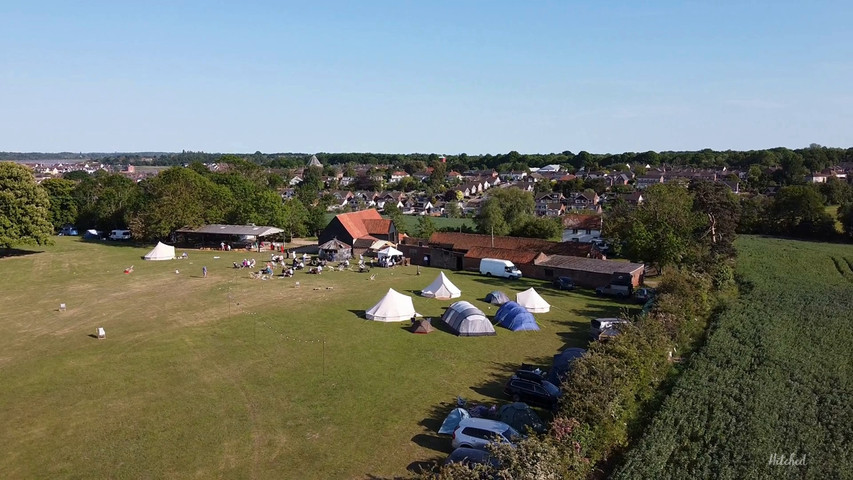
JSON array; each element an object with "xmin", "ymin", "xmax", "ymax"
[
  {"xmin": 438, "ymin": 408, "xmax": 470, "ymax": 434},
  {"xmin": 495, "ymin": 301, "xmax": 539, "ymax": 331},
  {"xmin": 547, "ymin": 348, "xmax": 586, "ymax": 385}
]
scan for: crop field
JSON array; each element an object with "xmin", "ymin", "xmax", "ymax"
[
  {"xmin": 0, "ymin": 237, "xmax": 632, "ymax": 479},
  {"xmin": 615, "ymin": 236, "xmax": 853, "ymax": 480}
]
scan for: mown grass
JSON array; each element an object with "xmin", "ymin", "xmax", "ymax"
[
  {"xmin": 614, "ymin": 236, "xmax": 853, "ymax": 479},
  {"xmin": 0, "ymin": 237, "xmax": 631, "ymax": 479}
]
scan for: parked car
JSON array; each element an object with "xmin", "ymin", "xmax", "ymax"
[
  {"xmin": 590, "ymin": 317, "xmax": 629, "ymax": 341},
  {"xmin": 451, "ymin": 418, "xmax": 520, "ymax": 450},
  {"xmin": 595, "ymin": 284, "xmax": 631, "ymax": 298},
  {"xmin": 59, "ymin": 225, "xmax": 78, "ymax": 236},
  {"xmin": 109, "ymin": 229, "xmax": 132, "ymax": 241},
  {"xmin": 444, "ymin": 447, "xmax": 500, "ymax": 469},
  {"xmin": 504, "ymin": 376, "xmax": 562, "ymax": 410},
  {"xmin": 634, "ymin": 287, "xmax": 655, "ymax": 304},
  {"xmin": 552, "ymin": 276, "xmax": 575, "ymax": 290}
]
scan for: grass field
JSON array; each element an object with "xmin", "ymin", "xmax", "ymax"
[
  {"xmin": 0, "ymin": 237, "xmax": 632, "ymax": 479},
  {"xmin": 615, "ymin": 236, "xmax": 853, "ymax": 479}
]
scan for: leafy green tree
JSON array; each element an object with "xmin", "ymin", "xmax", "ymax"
[
  {"xmin": 771, "ymin": 185, "xmax": 836, "ymax": 237},
  {"xmin": 511, "ymin": 216, "xmax": 563, "ymax": 240},
  {"xmin": 415, "ymin": 215, "xmax": 436, "ymax": 239},
  {"xmin": 383, "ymin": 203, "xmax": 407, "ymax": 234},
  {"xmin": 133, "ymin": 167, "xmax": 232, "ymax": 240},
  {"xmin": 62, "ymin": 170, "xmax": 90, "ymax": 181},
  {"xmin": 604, "ymin": 184, "xmax": 701, "ymax": 272},
  {"xmin": 280, "ymin": 198, "xmax": 309, "ymax": 239},
  {"xmin": 838, "ymin": 202, "xmax": 853, "ymax": 240},
  {"xmin": 0, "ymin": 163, "xmax": 54, "ymax": 251},
  {"xmin": 474, "ymin": 188, "xmax": 535, "ymax": 235},
  {"xmin": 690, "ymin": 180, "xmax": 741, "ymax": 256},
  {"xmin": 445, "ymin": 201, "xmax": 462, "ymax": 218},
  {"xmin": 73, "ymin": 171, "xmax": 141, "ymax": 230},
  {"xmin": 819, "ymin": 177, "xmax": 852, "ymax": 205},
  {"xmin": 41, "ymin": 178, "xmax": 78, "ymax": 231},
  {"xmin": 305, "ymin": 205, "xmax": 328, "ymax": 237}
]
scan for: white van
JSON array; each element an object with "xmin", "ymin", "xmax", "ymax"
[
  {"xmin": 109, "ymin": 229, "xmax": 132, "ymax": 241},
  {"xmin": 479, "ymin": 258, "xmax": 522, "ymax": 279}
]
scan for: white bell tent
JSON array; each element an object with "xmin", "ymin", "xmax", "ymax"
[
  {"xmin": 143, "ymin": 242, "xmax": 176, "ymax": 261},
  {"xmin": 421, "ymin": 271, "xmax": 462, "ymax": 299},
  {"xmin": 516, "ymin": 288, "xmax": 551, "ymax": 313},
  {"xmin": 366, "ymin": 288, "xmax": 418, "ymax": 322}
]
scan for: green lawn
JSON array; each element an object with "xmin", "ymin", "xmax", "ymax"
[{"xmin": 0, "ymin": 237, "xmax": 631, "ymax": 479}]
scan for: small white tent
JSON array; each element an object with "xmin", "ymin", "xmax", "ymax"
[
  {"xmin": 421, "ymin": 271, "xmax": 462, "ymax": 299},
  {"xmin": 377, "ymin": 246, "xmax": 403, "ymax": 259},
  {"xmin": 516, "ymin": 288, "xmax": 551, "ymax": 313},
  {"xmin": 366, "ymin": 288, "xmax": 418, "ymax": 322},
  {"xmin": 143, "ymin": 242, "xmax": 176, "ymax": 261}
]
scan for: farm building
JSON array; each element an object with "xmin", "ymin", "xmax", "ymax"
[
  {"xmin": 398, "ymin": 231, "xmax": 643, "ymax": 288},
  {"xmin": 319, "ymin": 209, "xmax": 399, "ymax": 250},
  {"xmin": 174, "ymin": 224, "xmax": 284, "ymax": 249}
]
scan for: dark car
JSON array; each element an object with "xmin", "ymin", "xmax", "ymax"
[
  {"xmin": 504, "ymin": 377, "xmax": 562, "ymax": 409},
  {"xmin": 634, "ymin": 287, "xmax": 655, "ymax": 304},
  {"xmin": 552, "ymin": 276, "xmax": 575, "ymax": 290},
  {"xmin": 444, "ymin": 447, "xmax": 500, "ymax": 469}
]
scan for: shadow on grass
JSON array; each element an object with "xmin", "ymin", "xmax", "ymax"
[
  {"xmin": 1, "ymin": 247, "xmax": 45, "ymax": 258},
  {"xmin": 347, "ymin": 309, "xmax": 367, "ymax": 320},
  {"xmin": 87, "ymin": 334, "xmax": 98, "ymax": 339}
]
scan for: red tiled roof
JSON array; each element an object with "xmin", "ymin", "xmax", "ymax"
[
  {"xmin": 363, "ymin": 219, "xmax": 392, "ymax": 235},
  {"xmin": 562, "ymin": 214, "xmax": 602, "ymax": 230},
  {"xmin": 334, "ymin": 209, "xmax": 383, "ymax": 239},
  {"xmin": 428, "ymin": 232, "xmax": 591, "ymax": 257},
  {"xmin": 464, "ymin": 246, "xmax": 540, "ymax": 265}
]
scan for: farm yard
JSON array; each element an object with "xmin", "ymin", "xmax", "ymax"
[
  {"xmin": 0, "ymin": 237, "xmax": 634, "ymax": 479},
  {"xmin": 614, "ymin": 236, "xmax": 853, "ymax": 479}
]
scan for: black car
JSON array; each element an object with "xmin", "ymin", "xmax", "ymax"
[
  {"xmin": 553, "ymin": 276, "xmax": 575, "ymax": 290},
  {"xmin": 504, "ymin": 377, "xmax": 562, "ymax": 409}
]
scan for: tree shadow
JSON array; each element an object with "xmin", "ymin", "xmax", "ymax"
[{"xmin": 1, "ymin": 247, "xmax": 44, "ymax": 258}]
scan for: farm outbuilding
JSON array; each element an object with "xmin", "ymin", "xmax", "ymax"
[{"xmin": 318, "ymin": 238, "xmax": 352, "ymax": 262}]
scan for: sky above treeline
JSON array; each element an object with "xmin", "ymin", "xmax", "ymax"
[{"xmin": 1, "ymin": 1, "xmax": 851, "ymax": 155}]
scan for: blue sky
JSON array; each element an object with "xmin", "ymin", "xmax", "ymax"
[{"xmin": 1, "ymin": 1, "xmax": 851, "ymax": 154}]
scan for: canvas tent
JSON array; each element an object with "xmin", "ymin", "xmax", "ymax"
[
  {"xmin": 516, "ymin": 288, "xmax": 551, "ymax": 313},
  {"xmin": 441, "ymin": 301, "xmax": 496, "ymax": 337},
  {"xmin": 366, "ymin": 288, "xmax": 417, "ymax": 322},
  {"xmin": 485, "ymin": 290, "xmax": 511, "ymax": 305},
  {"xmin": 318, "ymin": 237, "xmax": 352, "ymax": 261},
  {"xmin": 421, "ymin": 271, "xmax": 462, "ymax": 299},
  {"xmin": 547, "ymin": 348, "xmax": 586, "ymax": 385},
  {"xmin": 143, "ymin": 242, "xmax": 176, "ymax": 261},
  {"xmin": 377, "ymin": 246, "xmax": 403, "ymax": 259},
  {"xmin": 495, "ymin": 301, "xmax": 540, "ymax": 331},
  {"xmin": 411, "ymin": 318, "xmax": 434, "ymax": 334}
]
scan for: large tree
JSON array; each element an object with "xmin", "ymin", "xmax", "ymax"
[
  {"xmin": 474, "ymin": 188, "xmax": 535, "ymax": 235},
  {"xmin": 771, "ymin": 185, "xmax": 835, "ymax": 237},
  {"xmin": 604, "ymin": 184, "xmax": 701, "ymax": 272},
  {"xmin": 133, "ymin": 167, "xmax": 232, "ymax": 240},
  {"xmin": 73, "ymin": 171, "xmax": 141, "ymax": 231},
  {"xmin": 41, "ymin": 178, "xmax": 78, "ymax": 231},
  {"xmin": 0, "ymin": 162, "xmax": 53, "ymax": 250}
]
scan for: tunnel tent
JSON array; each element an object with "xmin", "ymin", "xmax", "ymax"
[
  {"xmin": 495, "ymin": 301, "xmax": 540, "ymax": 331},
  {"xmin": 441, "ymin": 301, "xmax": 496, "ymax": 337}
]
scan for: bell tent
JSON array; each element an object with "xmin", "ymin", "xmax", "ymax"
[
  {"xmin": 421, "ymin": 271, "xmax": 462, "ymax": 299},
  {"xmin": 495, "ymin": 301, "xmax": 540, "ymax": 331},
  {"xmin": 366, "ymin": 288, "xmax": 417, "ymax": 322},
  {"xmin": 411, "ymin": 318, "xmax": 435, "ymax": 334},
  {"xmin": 441, "ymin": 301, "xmax": 496, "ymax": 337},
  {"xmin": 484, "ymin": 290, "xmax": 510, "ymax": 305},
  {"xmin": 143, "ymin": 242, "xmax": 176, "ymax": 261},
  {"xmin": 516, "ymin": 288, "xmax": 550, "ymax": 313}
]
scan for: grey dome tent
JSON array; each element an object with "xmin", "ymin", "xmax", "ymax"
[
  {"xmin": 495, "ymin": 301, "xmax": 539, "ymax": 331},
  {"xmin": 441, "ymin": 301, "xmax": 496, "ymax": 337},
  {"xmin": 485, "ymin": 290, "xmax": 510, "ymax": 305}
]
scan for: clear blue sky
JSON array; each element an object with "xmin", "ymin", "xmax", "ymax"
[{"xmin": 1, "ymin": 1, "xmax": 851, "ymax": 154}]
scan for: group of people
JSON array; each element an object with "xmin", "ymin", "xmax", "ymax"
[{"xmin": 234, "ymin": 258, "xmax": 257, "ymax": 269}]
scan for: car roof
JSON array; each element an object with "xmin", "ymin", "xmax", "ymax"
[{"xmin": 457, "ymin": 418, "xmax": 512, "ymax": 430}]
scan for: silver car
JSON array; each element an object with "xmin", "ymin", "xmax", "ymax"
[{"xmin": 451, "ymin": 418, "xmax": 520, "ymax": 450}]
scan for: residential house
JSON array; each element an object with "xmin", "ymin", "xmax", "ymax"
[
  {"xmin": 635, "ymin": 173, "xmax": 665, "ymax": 189},
  {"xmin": 390, "ymin": 170, "xmax": 409, "ymax": 182},
  {"xmin": 534, "ymin": 192, "xmax": 565, "ymax": 216},
  {"xmin": 562, "ymin": 214, "xmax": 603, "ymax": 243},
  {"xmin": 566, "ymin": 192, "xmax": 600, "ymax": 212}
]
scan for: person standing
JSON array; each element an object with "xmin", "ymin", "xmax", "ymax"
[{"xmin": 202, "ymin": 266, "xmax": 208, "ymax": 278}]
